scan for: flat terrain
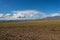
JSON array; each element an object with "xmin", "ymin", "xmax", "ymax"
[{"xmin": 0, "ymin": 20, "xmax": 60, "ymax": 40}]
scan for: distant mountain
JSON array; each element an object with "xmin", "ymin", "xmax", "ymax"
[
  {"xmin": 0, "ymin": 20, "xmax": 27, "ymax": 22},
  {"xmin": 0, "ymin": 19, "xmax": 38, "ymax": 22},
  {"xmin": 42, "ymin": 16, "xmax": 60, "ymax": 20}
]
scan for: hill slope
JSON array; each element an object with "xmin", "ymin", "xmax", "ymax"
[{"xmin": 43, "ymin": 16, "xmax": 60, "ymax": 20}]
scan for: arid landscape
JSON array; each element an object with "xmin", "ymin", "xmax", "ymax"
[
  {"xmin": 0, "ymin": 20, "xmax": 60, "ymax": 40},
  {"xmin": 0, "ymin": 0, "xmax": 60, "ymax": 40}
]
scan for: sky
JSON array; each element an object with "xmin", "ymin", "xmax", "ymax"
[{"xmin": 0, "ymin": 0, "xmax": 60, "ymax": 20}]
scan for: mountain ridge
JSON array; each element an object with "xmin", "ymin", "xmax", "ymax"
[{"xmin": 0, "ymin": 16, "xmax": 60, "ymax": 22}]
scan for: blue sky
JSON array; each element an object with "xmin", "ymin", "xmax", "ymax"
[
  {"xmin": 0, "ymin": 0, "xmax": 60, "ymax": 13},
  {"xmin": 0, "ymin": 0, "xmax": 60, "ymax": 20}
]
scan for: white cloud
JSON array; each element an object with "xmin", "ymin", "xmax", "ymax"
[
  {"xmin": 12, "ymin": 10, "xmax": 46, "ymax": 20},
  {"xmin": 13, "ymin": 10, "xmax": 39, "ymax": 17},
  {"xmin": 0, "ymin": 10, "xmax": 60, "ymax": 20},
  {"xmin": 0, "ymin": 14, "xmax": 3, "ymax": 17},
  {"xmin": 50, "ymin": 13, "xmax": 60, "ymax": 17}
]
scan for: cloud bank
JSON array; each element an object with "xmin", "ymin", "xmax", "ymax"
[{"xmin": 0, "ymin": 10, "xmax": 60, "ymax": 20}]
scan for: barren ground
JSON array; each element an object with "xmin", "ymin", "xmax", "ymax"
[{"xmin": 0, "ymin": 20, "xmax": 60, "ymax": 40}]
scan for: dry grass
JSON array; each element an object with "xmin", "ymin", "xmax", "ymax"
[{"xmin": 0, "ymin": 20, "xmax": 60, "ymax": 40}]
